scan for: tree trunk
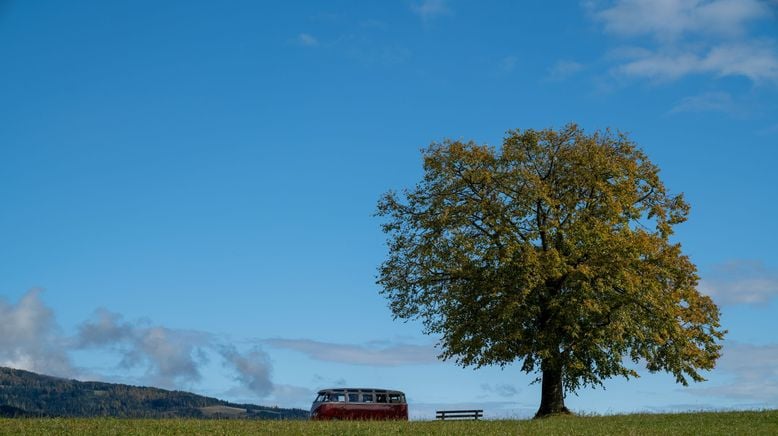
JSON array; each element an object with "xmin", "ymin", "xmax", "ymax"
[{"xmin": 534, "ymin": 361, "xmax": 570, "ymax": 418}]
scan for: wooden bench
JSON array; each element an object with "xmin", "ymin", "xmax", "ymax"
[{"xmin": 436, "ymin": 409, "xmax": 483, "ymax": 420}]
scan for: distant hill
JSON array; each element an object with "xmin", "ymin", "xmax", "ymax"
[{"xmin": 0, "ymin": 367, "xmax": 309, "ymax": 419}]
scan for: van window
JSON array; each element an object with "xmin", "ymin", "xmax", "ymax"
[
  {"xmin": 327, "ymin": 393, "xmax": 346, "ymax": 402},
  {"xmin": 347, "ymin": 393, "xmax": 359, "ymax": 402},
  {"xmin": 375, "ymin": 393, "xmax": 387, "ymax": 403},
  {"xmin": 362, "ymin": 393, "xmax": 374, "ymax": 403},
  {"xmin": 388, "ymin": 393, "xmax": 403, "ymax": 403},
  {"xmin": 315, "ymin": 394, "xmax": 326, "ymax": 402}
]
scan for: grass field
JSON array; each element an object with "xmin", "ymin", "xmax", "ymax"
[{"xmin": 1, "ymin": 410, "xmax": 776, "ymax": 435}]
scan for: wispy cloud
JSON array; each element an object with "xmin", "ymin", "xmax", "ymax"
[
  {"xmin": 360, "ymin": 45, "xmax": 412, "ymax": 66},
  {"xmin": 546, "ymin": 59, "xmax": 585, "ymax": 81},
  {"xmin": 699, "ymin": 260, "xmax": 778, "ymax": 305},
  {"xmin": 218, "ymin": 345, "xmax": 274, "ymax": 397},
  {"xmin": 294, "ymin": 30, "xmax": 411, "ymax": 67},
  {"xmin": 756, "ymin": 122, "xmax": 778, "ymax": 135},
  {"xmin": 296, "ymin": 33, "xmax": 319, "ymax": 47},
  {"xmin": 594, "ymin": 0, "xmax": 771, "ymax": 41},
  {"xmin": 644, "ymin": 403, "xmax": 723, "ymax": 413},
  {"xmin": 589, "ymin": 0, "xmax": 778, "ymax": 84},
  {"xmin": 312, "ymin": 373, "xmax": 348, "ymax": 387},
  {"xmin": 76, "ymin": 309, "xmax": 211, "ymax": 388},
  {"xmin": 265, "ymin": 338, "xmax": 439, "ymax": 366},
  {"xmin": 481, "ymin": 383, "xmax": 520, "ymax": 398},
  {"xmin": 411, "ymin": 0, "xmax": 451, "ymax": 21},
  {"xmin": 498, "ymin": 55, "xmax": 519, "ymax": 74},
  {"xmin": 613, "ymin": 41, "xmax": 778, "ymax": 84},
  {"xmin": 692, "ymin": 342, "xmax": 778, "ymax": 403},
  {"xmin": 669, "ymin": 91, "xmax": 735, "ymax": 114}
]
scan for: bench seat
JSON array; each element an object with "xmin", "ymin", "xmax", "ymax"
[{"xmin": 436, "ymin": 409, "xmax": 483, "ymax": 420}]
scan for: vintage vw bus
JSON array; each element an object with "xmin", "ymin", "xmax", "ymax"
[{"xmin": 310, "ymin": 388, "xmax": 408, "ymax": 420}]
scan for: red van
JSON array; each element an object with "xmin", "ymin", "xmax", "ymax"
[{"xmin": 310, "ymin": 388, "xmax": 408, "ymax": 420}]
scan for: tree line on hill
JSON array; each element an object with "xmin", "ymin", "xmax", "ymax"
[{"xmin": 0, "ymin": 367, "xmax": 308, "ymax": 419}]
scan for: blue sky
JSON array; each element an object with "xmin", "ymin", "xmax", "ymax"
[{"xmin": 1, "ymin": 0, "xmax": 777, "ymax": 419}]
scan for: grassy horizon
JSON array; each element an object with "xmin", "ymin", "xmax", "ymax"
[{"xmin": 1, "ymin": 409, "xmax": 777, "ymax": 435}]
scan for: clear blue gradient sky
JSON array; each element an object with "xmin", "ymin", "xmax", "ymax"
[{"xmin": 1, "ymin": 0, "xmax": 777, "ymax": 418}]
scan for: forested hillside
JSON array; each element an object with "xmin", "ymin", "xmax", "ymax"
[{"xmin": 0, "ymin": 367, "xmax": 308, "ymax": 419}]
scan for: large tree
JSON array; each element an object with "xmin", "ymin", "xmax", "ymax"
[{"xmin": 376, "ymin": 124, "xmax": 725, "ymax": 417}]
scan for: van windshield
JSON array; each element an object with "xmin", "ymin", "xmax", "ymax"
[{"xmin": 388, "ymin": 393, "xmax": 404, "ymax": 403}]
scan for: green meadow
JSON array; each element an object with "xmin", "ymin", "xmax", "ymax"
[{"xmin": 2, "ymin": 410, "xmax": 776, "ymax": 435}]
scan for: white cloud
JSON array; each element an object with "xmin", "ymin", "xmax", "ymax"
[
  {"xmin": 595, "ymin": 0, "xmax": 771, "ymax": 41},
  {"xmin": 701, "ymin": 41, "xmax": 778, "ymax": 82},
  {"xmin": 0, "ymin": 291, "xmax": 276, "ymax": 396},
  {"xmin": 411, "ymin": 0, "xmax": 451, "ymax": 20},
  {"xmin": 613, "ymin": 41, "xmax": 778, "ymax": 83},
  {"xmin": 699, "ymin": 260, "xmax": 778, "ymax": 305},
  {"xmin": 0, "ymin": 289, "xmax": 74, "ymax": 377},
  {"xmin": 296, "ymin": 33, "xmax": 319, "ymax": 47},
  {"xmin": 265, "ymin": 338, "xmax": 439, "ymax": 366},
  {"xmin": 692, "ymin": 342, "xmax": 778, "ymax": 403},
  {"xmin": 589, "ymin": 0, "xmax": 778, "ymax": 84},
  {"xmin": 669, "ymin": 91, "xmax": 735, "ymax": 113}
]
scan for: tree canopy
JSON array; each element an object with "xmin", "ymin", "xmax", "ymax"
[{"xmin": 376, "ymin": 124, "xmax": 725, "ymax": 417}]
